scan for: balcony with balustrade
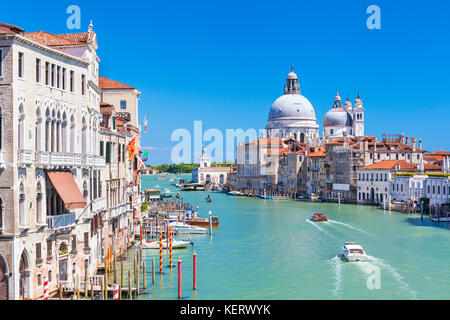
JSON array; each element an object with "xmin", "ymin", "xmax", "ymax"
[
  {"xmin": 47, "ymin": 212, "xmax": 76, "ymax": 229},
  {"xmin": 18, "ymin": 149, "xmax": 33, "ymax": 167},
  {"xmin": 35, "ymin": 151, "xmax": 105, "ymax": 169}
]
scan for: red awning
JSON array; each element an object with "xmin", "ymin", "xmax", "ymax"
[{"xmin": 47, "ymin": 171, "xmax": 87, "ymax": 210}]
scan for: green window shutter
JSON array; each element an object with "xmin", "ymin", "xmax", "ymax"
[
  {"xmin": 100, "ymin": 141, "xmax": 104, "ymax": 156},
  {"xmin": 106, "ymin": 142, "xmax": 111, "ymax": 163}
]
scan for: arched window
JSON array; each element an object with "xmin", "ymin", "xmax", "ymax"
[
  {"xmin": 82, "ymin": 117, "xmax": 87, "ymax": 154},
  {"xmin": 61, "ymin": 112, "xmax": 67, "ymax": 152},
  {"xmin": 300, "ymin": 133, "xmax": 305, "ymax": 143},
  {"xmin": 56, "ymin": 111, "xmax": 61, "ymax": 152},
  {"xmin": 0, "ymin": 107, "xmax": 3, "ymax": 150},
  {"xmin": 18, "ymin": 104, "xmax": 25, "ymax": 150},
  {"xmin": 36, "ymin": 182, "xmax": 43, "ymax": 224},
  {"xmin": 19, "ymin": 183, "xmax": 25, "ymax": 226},
  {"xmin": 0, "ymin": 197, "xmax": 3, "ymax": 230},
  {"xmin": 219, "ymin": 174, "xmax": 224, "ymax": 184},
  {"xmin": 45, "ymin": 109, "xmax": 50, "ymax": 152},
  {"xmin": 35, "ymin": 107, "xmax": 42, "ymax": 151},
  {"xmin": 70, "ymin": 114, "xmax": 75, "ymax": 153},
  {"xmin": 83, "ymin": 181, "xmax": 88, "ymax": 200}
]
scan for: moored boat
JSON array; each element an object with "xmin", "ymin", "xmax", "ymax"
[
  {"xmin": 169, "ymin": 222, "xmax": 208, "ymax": 234},
  {"xmin": 188, "ymin": 216, "xmax": 219, "ymax": 227},
  {"xmin": 142, "ymin": 239, "xmax": 190, "ymax": 249}
]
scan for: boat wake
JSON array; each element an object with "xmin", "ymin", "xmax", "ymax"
[
  {"xmin": 327, "ymin": 219, "xmax": 373, "ymax": 237},
  {"xmin": 330, "ymin": 255, "xmax": 343, "ymax": 297},
  {"xmin": 306, "ymin": 219, "xmax": 329, "ymax": 236},
  {"xmin": 366, "ymin": 255, "xmax": 418, "ymax": 299}
]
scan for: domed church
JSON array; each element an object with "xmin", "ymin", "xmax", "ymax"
[
  {"xmin": 265, "ymin": 66, "xmax": 365, "ymax": 145},
  {"xmin": 266, "ymin": 66, "xmax": 321, "ymax": 145}
]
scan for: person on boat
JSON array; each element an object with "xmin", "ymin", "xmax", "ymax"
[{"xmin": 206, "ymin": 195, "xmax": 211, "ymax": 202}]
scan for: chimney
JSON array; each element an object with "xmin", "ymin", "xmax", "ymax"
[
  {"xmin": 419, "ymin": 139, "xmax": 422, "ymax": 150},
  {"xmin": 364, "ymin": 140, "xmax": 368, "ymax": 151},
  {"xmin": 374, "ymin": 137, "xmax": 377, "ymax": 152},
  {"xmin": 412, "ymin": 138, "xmax": 417, "ymax": 152},
  {"xmin": 405, "ymin": 136, "xmax": 409, "ymax": 145}
]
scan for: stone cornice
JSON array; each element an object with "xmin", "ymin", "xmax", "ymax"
[{"xmin": 2, "ymin": 33, "xmax": 89, "ymax": 67}]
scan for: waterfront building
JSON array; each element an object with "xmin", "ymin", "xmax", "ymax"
[
  {"xmin": 307, "ymin": 148, "xmax": 327, "ymax": 197},
  {"xmin": 99, "ymin": 76, "xmax": 143, "ymax": 226},
  {"xmin": 322, "ymin": 91, "xmax": 365, "ymax": 141},
  {"xmin": 192, "ymin": 148, "xmax": 233, "ymax": 185},
  {"xmin": 99, "ymin": 101, "xmax": 135, "ymax": 258},
  {"xmin": 234, "ymin": 137, "xmax": 287, "ymax": 194},
  {"xmin": 357, "ymin": 160, "xmax": 417, "ymax": 205},
  {"xmin": 265, "ymin": 66, "xmax": 320, "ymax": 145},
  {"xmin": 0, "ymin": 22, "xmax": 105, "ymax": 299},
  {"xmin": 324, "ymin": 133, "xmax": 425, "ymax": 203}
]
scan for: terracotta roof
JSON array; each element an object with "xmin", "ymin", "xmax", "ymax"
[
  {"xmin": 0, "ymin": 22, "xmax": 24, "ymax": 34},
  {"xmin": 428, "ymin": 150, "xmax": 450, "ymax": 156},
  {"xmin": 23, "ymin": 31, "xmax": 94, "ymax": 47},
  {"xmin": 424, "ymin": 163, "xmax": 442, "ymax": 171},
  {"xmin": 358, "ymin": 160, "xmax": 417, "ymax": 171},
  {"xmin": 308, "ymin": 149, "xmax": 326, "ymax": 157},
  {"xmin": 423, "ymin": 154, "xmax": 443, "ymax": 163},
  {"xmin": 266, "ymin": 147, "xmax": 289, "ymax": 156},
  {"xmin": 99, "ymin": 76, "xmax": 135, "ymax": 90}
]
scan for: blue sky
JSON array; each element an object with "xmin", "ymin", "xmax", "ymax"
[{"xmin": 2, "ymin": 0, "xmax": 449, "ymax": 165}]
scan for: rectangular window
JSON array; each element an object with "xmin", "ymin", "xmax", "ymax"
[
  {"xmin": 35, "ymin": 58, "xmax": 41, "ymax": 82},
  {"xmin": 45, "ymin": 62, "xmax": 49, "ymax": 85},
  {"xmin": 71, "ymin": 235, "xmax": 77, "ymax": 252},
  {"xmin": 36, "ymin": 243, "xmax": 41, "ymax": 260},
  {"xmin": 51, "ymin": 64, "xmax": 55, "ymax": 86},
  {"xmin": 120, "ymin": 100, "xmax": 127, "ymax": 109},
  {"xmin": 18, "ymin": 52, "xmax": 24, "ymax": 78},
  {"xmin": 84, "ymin": 232, "xmax": 89, "ymax": 249},
  {"xmin": 112, "ymin": 116, "xmax": 116, "ymax": 130},
  {"xmin": 62, "ymin": 68, "xmax": 66, "ymax": 90},
  {"xmin": 47, "ymin": 240, "xmax": 52, "ymax": 257},
  {"xmin": 106, "ymin": 142, "xmax": 111, "ymax": 163},
  {"xmin": 57, "ymin": 66, "xmax": 61, "ymax": 88},
  {"xmin": 70, "ymin": 70, "xmax": 74, "ymax": 92},
  {"xmin": 81, "ymin": 74, "xmax": 86, "ymax": 95},
  {"xmin": 0, "ymin": 49, "xmax": 3, "ymax": 77}
]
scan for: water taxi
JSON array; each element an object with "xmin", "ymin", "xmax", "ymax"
[
  {"xmin": 311, "ymin": 212, "xmax": 328, "ymax": 222},
  {"xmin": 145, "ymin": 188, "xmax": 161, "ymax": 201},
  {"xmin": 342, "ymin": 242, "xmax": 368, "ymax": 262},
  {"xmin": 169, "ymin": 222, "xmax": 208, "ymax": 234}
]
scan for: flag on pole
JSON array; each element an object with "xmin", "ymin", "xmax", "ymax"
[
  {"xmin": 126, "ymin": 136, "xmax": 136, "ymax": 160},
  {"xmin": 142, "ymin": 150, "xmax": 149, "ymax": 162}
]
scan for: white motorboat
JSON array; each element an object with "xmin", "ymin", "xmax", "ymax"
[
  {"xmin": 169, "ymin": 222, "xmax": 207, "ymax": 234},
  {"xmin": 164, "ymin": 188, "xmax": 171, "ymax": 194},
  {"xmin": 342, "ymin": 242, "xmax": 368, "ymax": 262},
  {"xmin": 142, "ymin": 239, "xmax": 190, "ymax": 249}
]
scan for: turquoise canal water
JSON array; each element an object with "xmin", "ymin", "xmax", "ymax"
[{"xmin": 131, "ymin": 174, "xmax": 449, "ymax": 300}]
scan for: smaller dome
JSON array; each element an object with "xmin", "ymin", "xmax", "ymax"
[
  {"xmin": 354, "ymin": 93, "xmax": 362, "ymax": 106},
  {"xmin": 344, "ymin": 97, "xmax": 352, "ymax": 109},
  {"xmin": 324, "ymin": 108, "xmax": 353, "ymax": 127},
  {"xmin": 287, "ymin": 71, "xmax": 298, "ymax": 80},
  {"xmin": 334, "ymin": 90, "xmax": 341, "ymax": 103}
]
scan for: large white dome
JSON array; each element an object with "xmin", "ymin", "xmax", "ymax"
[{"xmin": 268, "ymin": 94, "xmax": 316, "ymax": 122}]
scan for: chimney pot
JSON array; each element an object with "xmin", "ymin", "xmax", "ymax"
[{"xmin": 405, "ymin": 136, "xmax": 409, "ymax": 145}]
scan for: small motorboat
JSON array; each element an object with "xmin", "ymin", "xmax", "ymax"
[
  {"xmin": 164, "ymin": 188, "xmax": 171, "ymax": 194},
  {"xmin": 342, "ymin": 242, "xmax": 368, "ymax": 262},
  {"xmin": 169, "ymin": 222, "xmax": 208, "ymax": 234},
  {"xmin": 206, "ymin": 195, "xmax": 211, "ymax": 202},
  {"xmin": 142, "ymin": 239, "xmax": 190, "ymax": 249},
  {"xmin": 175, "ymin": 193, "xmax": 180, "ymax": 198},
  {"xmin": 188, "ymin": 216, "xmax": 219, "ymax": 227},
  {"xmin": 311, "ymin": 212, "xmax": 327, "ymax": 222}
]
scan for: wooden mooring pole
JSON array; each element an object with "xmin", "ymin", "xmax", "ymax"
[
  {"xmin": 152, "ymin": 257, "xmax": 155, "ymax": 284},
  {"xmin": 143, "ymin": 262, "xmax": 146, "ymax": 290},
  {"xmin": 128, "ymin": 270, "xmax": 132, "ymax": 300}
]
